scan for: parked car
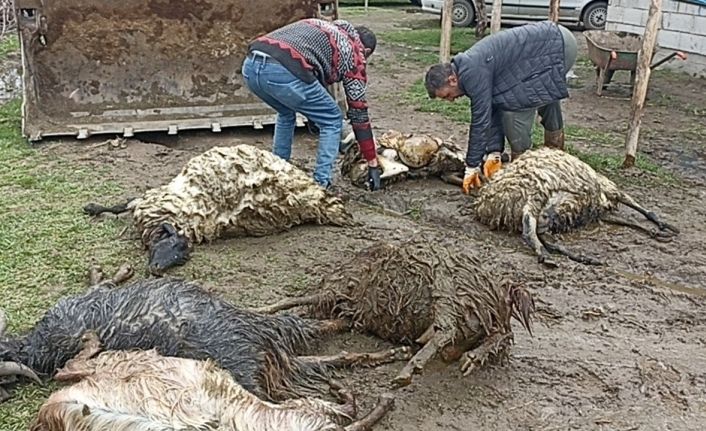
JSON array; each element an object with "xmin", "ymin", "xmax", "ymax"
[{"xmin": 420, "ymin": 0, "xmax": 607, "ymax": 30}]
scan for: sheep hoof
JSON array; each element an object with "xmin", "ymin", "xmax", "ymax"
[
  {"xmin": 390, "ymin": 374, "xmax": 412, "ymax": 388},
  {"xmin": 111, "ymin": 264, "xmax": 134, "ymax": 285},
  {"xmin": 87, "ymin": 264, "xmax": 105, "ymax": 287},
  {"xmin": 538, "ymin": 255, "xmax": 559, "ymax": 269}
]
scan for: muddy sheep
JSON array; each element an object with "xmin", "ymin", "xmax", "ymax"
[
  {"xmin": 83, "ymin": 144, "xmax": 355, "ymax": 275},
  {"xmin": 0, "ymin": 265, "xmax": 410, "ymax": 404},
  {"xmin": 470, "ymin": 147, "xmax": 680, "ymax": 266},
  {"xmin": 30, "ymin": 333, "xmax": 394, "ymax": 431},
  {"xmin": 252, "ymin": 236, "xmax": 535, "ymax": 387}
]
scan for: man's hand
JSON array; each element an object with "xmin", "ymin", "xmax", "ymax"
[
  {"xmin": 483, "ymin": 151, "xmax": 503, "ymax": 179},
  {"xmin": 367, "ymin": 164, "xmax": 381, "ymax": 191},
  {"xmin": 462, "ymin": 166, "xmax": 482, "ymax": 194}
]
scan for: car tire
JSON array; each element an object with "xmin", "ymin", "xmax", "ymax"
[
  {"xmin": 410, "ymin": 0, "xmax": 422, "ymax": 6},
  {"xmin": 451, "ymin": 0, "xmax": 475, "ymax": 27},
  {"xmin": 582, "ymin": 1, "xmax": 608, "ymax": 30}
]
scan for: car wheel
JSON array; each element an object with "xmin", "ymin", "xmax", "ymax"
[
  {"xmin": 582, "ymin": 2, "xmax": 608, "ymax": 30},
  {"xmin": 410, "ymin": 0, "xmax": 422, "ymax": 6},
  {"xmin": 451, "ymin": 0, "xmax": 475, "ymax": 27}
]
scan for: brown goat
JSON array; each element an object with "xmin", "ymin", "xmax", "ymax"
[
  {"xmin": 252, "ymin": 237, "xmax": 534, "ymax": 387},
  {"xmin": 30, "ymin": 332, "xmax": 395, "ymax": 431}
]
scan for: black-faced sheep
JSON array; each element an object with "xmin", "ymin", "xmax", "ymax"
[
  {"xmin": 83, "ymin": 144, "xmax": 355, "ymax": 275},
  {"xmin": 470, "ymin": 147, "xmax": 679, "ymax": 266},
  {"xmin": 30, "ymin": 332, "xmax": 394, "ymax": 431},
  {"xmin": 340, "ymin": 130, "xmax": 471, "ymax": 189},
  {"xmin": 251, "ymin": 237, "xmax": 535, "ymax": 387},
  {"xmin": 0, "ymin": 265, "xmax": 410, "ymax": 403}
]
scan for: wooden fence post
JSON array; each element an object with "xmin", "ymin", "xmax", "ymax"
[
  {"xmin": 549, "ymin": 0, "xmax": 561, "ymax": 22},
  {"xmin": 490, "ymin": 0, "xmax": 503, "ymax": 33},
  {"xmin": 440, "ymin": 0, "xmax": 454, "ymax": 62},
  {"xmin": 623, "ymin": 0, "xmax": 662, "ymax": 168}
]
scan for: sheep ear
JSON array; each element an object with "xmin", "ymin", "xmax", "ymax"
[{"xmin": 0, "ymin": 309, "xmax": 6, "ymax": 336}]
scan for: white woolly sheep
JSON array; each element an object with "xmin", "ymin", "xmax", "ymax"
[
  {"xmin": 471, "ymin": 147, "xmax": 679, "ymax": 266},
  {"xmin": 84, "ymin": 144, "xmax": 355, "ymax": 274},
  {"xmin": 30, "ymin": 333, "xmax": 394, "ymax": 431}
]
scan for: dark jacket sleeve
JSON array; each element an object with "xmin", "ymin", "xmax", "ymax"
[{"xmin": 463, "ymin": 62, "xmax": 494, "ymax": 168}]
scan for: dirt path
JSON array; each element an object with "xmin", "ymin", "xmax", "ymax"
[{"xmin": 36, "ymin": 8, "xmax": 706, "ymax": 430}]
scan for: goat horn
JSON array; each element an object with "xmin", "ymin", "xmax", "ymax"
[
  {"xmin": 0, "ymin": 309, "xmax": 6, "ymax": 336},
  {"xmin": 0, "ymin": 362, "xmax": 42, "ymax": 385}
]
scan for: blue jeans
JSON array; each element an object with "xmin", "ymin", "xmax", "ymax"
[{"xmin": 241, "ymin": 53, "xmax": 343, "ymax": 188}]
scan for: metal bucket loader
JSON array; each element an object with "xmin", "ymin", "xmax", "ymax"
[{"xmin": 14, "ymin": 0, "xmax": 344, "ymax": 141}]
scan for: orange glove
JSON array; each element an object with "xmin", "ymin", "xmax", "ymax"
[
  {"xmin": 462, "ymin": 166, "xmax": 482, "ymax": 194},
  {"xmin": 482, "ymin": 151, "xmax": 503, "ymax": 179}
]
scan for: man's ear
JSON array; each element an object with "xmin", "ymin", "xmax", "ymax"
[
  {"xmin": 364, "ymin": 47, "xmax": 372, "ymax": 58},
  {"xmin": 447, "ymin": 73, "xmax": 459, "ymax": 87}
]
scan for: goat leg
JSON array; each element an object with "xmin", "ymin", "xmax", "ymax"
[
  {"xmin": 459, "ymin": 331, "xmax": 513, "ymax": 376},
  {"xmin": 618, "ymin": 193, "xmax": 680, "ymax": 234},
  {"xmin": 249, "ymin": 293, "xmax": 329, "ymax": 315},
  {"xmin": 87, "ymin": 264, "xmax": 105, "ymax": 287},
  {"xmin": 600, "ymin": 213, "xmax": 674, "ymax": 242},
  {"xmin": 298, "ymin": 346, "xmax": 412, "ymax": 369},
  {"xmin": 344, "ymin": 393, "xmax": 395, "ymax": 431},
  {"xmin": 392, "ymin": 334, "xmax": 441, "ymax": 387},
  {"xmin": 328, "ymin": 379, "xmax": 358, "ymax": 420},
  {"xmin": 539, "ymin": 235, "xmax": 605, "ymax": 266}
]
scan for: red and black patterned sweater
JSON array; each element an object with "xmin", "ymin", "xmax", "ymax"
[{"xmin": 248, "ymin": 18, "xmax": 377, "ymax": 162}]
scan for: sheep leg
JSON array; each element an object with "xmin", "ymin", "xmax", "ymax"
[
  {"xmin": 459, "ymin": 331, "xmax": 513, "ymax": 376},
  {"xmin": 539, "ymin": 235, "xmax": 605, "ymax": 266},
  {"xmin": 87, "ymin": 264, "xmax": 105, "ymax": 287},
  {"xmin": 522, "ymin": 209, "xmax": 557, "ymax": 268},
  {"xmin": 328, "ymin": 379, "xmax": 358, "ymax": 419},
  {"xmin": 618, "ymin": 194, "xmax": 680, "ymax": 234},
  {"xmin": 83, "ymin": 198, "xmax": 136, "ymax": 217},
  {"xmin": 249, "ymin": 293, "xmax": 329, "ymax": 315},
  {"xmin": 0, "ymin": 387, "xmax": 9, "ymax": 403},
  {"xmin": 297, "ymin": 346, "xmax": 412, "ymax": 369},
  {"xmin": 54, "ymin": 331, "xmax": 104, "ymax": 382},
  {"xmin": 110, "ymin": 263, "xmax": 135, "ymax": 285},
  {"xmin": 344, "ymin": 393, "xmax": 395, "ymax": 431},
  {"xmin": 600, "ymin": 213, "xmax": 675, "ymax": 242},
  {"xmin": 440, "ymin": 173, "xmax": 464, "ymax": 187},
  {"xmin": 317, "ymin": 319, "xmax": 350, "ymax": 335},
  {"xmin": 392, "ymin": 334, "xmax": 441, "ymax": 387}
]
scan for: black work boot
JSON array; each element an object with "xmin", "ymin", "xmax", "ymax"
[{"xmin": 544, "ymin": 129, "xmax": 565, "ymax": 150}]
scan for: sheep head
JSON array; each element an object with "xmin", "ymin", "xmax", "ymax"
[{"xmin": 147, "ymin": 223, "xmax": 192, "ymax": 276}]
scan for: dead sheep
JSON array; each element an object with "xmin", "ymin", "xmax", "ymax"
[
  {"xmin": 471, "ymin": 147, "xmax": 679, "ymax": 266},
  {"xmin": 252, "ymin": 236, "xmax": 535, "ymax": 387},
  {"xmin": 84, "ymin": 144, "xmax": 355, "ymax": 275},
  {"xmin": 0, "ymin": 264, "xmax": 410, "ymax": 403},
  {"xmin": 30, "ymin": 333, "xmax": 394, "ymax": 431},
  {"xmin": 340, "ymin": 130, "xmax": 471, "ymax": 188}
]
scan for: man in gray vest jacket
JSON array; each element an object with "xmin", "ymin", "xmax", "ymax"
[{"xmin": 424, "ymin": 21, "xmax": 577, "ymax": 194}]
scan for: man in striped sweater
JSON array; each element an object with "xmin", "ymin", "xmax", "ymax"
[{"xmin": 242, "ymin": 18, "xmax": 381, "ymax": 191}]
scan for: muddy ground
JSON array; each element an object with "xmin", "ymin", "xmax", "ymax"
[{"xmin": 26, "ymin": 8, "xmax": 706, "ymax": 431}]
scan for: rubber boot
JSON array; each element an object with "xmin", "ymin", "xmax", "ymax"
[
  {"xmin": 544, "ymin": 129, "xmax": 565, "ymax": 150},
  {"xmin": 511, "ymin": 151, "xmax": 525, "ymax": 162}
]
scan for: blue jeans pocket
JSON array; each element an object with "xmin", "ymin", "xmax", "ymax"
[{"xmin": 265, "ymin": 79, "xmax": 307, "ymax": 108}]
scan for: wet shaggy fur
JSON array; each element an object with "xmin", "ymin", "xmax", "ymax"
[
  {"xmin": 469, "ymin": 147, "xmax": 679, "ymax": 265},
  {"xmin": 30, "ymin": 349, "xmax": 357, "ymax": 431},
  {"xmin": 129, "ymin": 144, "xmax": 354, "ymax": 246},
  {"xmin": 258, "ymin": 237, "xmax": 534, "ymax": 382},
  {"xmin": 0, "ymin": 278, "xmax": 328, "ymax": 402}
]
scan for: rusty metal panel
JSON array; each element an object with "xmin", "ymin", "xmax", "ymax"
[{"xmin": 15, "ymin": 0, "xmax": 339, "ymax": 140}]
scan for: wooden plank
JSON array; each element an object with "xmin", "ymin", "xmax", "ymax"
[{"xmin": 623, "ymin": 0, "xmax": 662, "ymax": 168}]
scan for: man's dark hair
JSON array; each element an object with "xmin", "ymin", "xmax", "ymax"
[
  {"xmin": 355, "ymin": 25, "xmax": 377, "ymax": 55},
  {"xmin": 424, "ymin": 63, "xmax": 454, "ymax": 98}
]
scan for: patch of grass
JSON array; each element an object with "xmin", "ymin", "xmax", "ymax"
[
  {"xmin": 380, "ymin": 27, "xmax": 477, "ymax": 54},
  {"xmin": 402, "ymin": 79, "xmax": 676, "ymax": 183},
  {"xmin": 0, "ymin": 99, "xmax": 142, "ymax": 429},
  {"xmin": 0, "ymin": 34, "xmax": 19, "ymax": 59},
  {"xmin": 403, "ymin": 78, "xmax": 470, "ymax": 123}
]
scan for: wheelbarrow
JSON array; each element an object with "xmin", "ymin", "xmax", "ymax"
[{"xmin": 584, "ymin": 30, "xmax": 687, "ymax": 96}]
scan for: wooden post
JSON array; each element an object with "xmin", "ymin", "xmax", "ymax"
[
  {"xmin": 440, "ymin": 0, "xmax": 454, "ymax": 62},
  {"xmin": 623, "ymin": 0, "xmax": 662, "ymax": 168},
  {"xmin": 365, "ymin": 0, "xmax": 369, "ymax": 12},
  {"xmin": 549, "ymin": 0, "xmax": 561, "ymax": 22},
  {"xmin": 490, "ymin": 0, "xmax": 503, "ymax": 33}
]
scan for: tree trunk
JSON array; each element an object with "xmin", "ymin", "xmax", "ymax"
[
  {"xmin": 549, "ymin": 0, "xmax": 561, "ymax": 22},
  {"xmin": 490, "ymin": 0, "xmax": 503, "ymax": 33},
  {"xmin": 440, "ymin": 0, "xmax": 454, "ymax": 62},
  {"xmin": 623, "ymin": 0, "xmax": 662, "ymax": 168},
  {"xmin": 473, "ymin": 0, "xmax": 488, "ymax": 38}
]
